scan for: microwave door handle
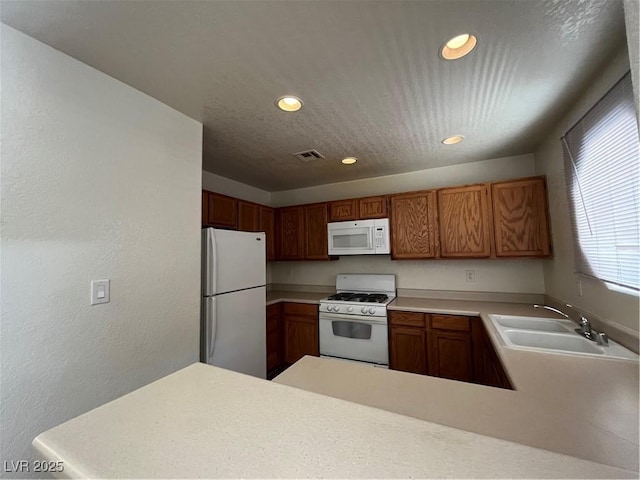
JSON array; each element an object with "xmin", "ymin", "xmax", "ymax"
[{"xmin": 368, "ymin": 229, "xmax": 373, "ymax": 250}]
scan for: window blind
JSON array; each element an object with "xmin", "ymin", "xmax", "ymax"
[{"xmin": 561, "ymin": 72, "xmax": 639, "ymax": 291}]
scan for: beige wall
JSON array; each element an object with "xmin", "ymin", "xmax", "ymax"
[
  {"xmin": 202, "ymin": 170, "xmax": 271, "ymax": 205},
  {"xmin": 269, "ymin": 154, "xmax": 545, "ymax": 294},
  {"xmin": 534, "ymin": 47, "xmax": 639, "ymax": 335},
  {"xmin": 1, "ymin": 25, "xmax": 203, "ymax": 471},
  {"xmin": 271, "ymin": 154, "xmax": 536, "ymax": 207},
  {"xmin": 624, "ymin": 0, "xmax": 639, "ymax": 118}
]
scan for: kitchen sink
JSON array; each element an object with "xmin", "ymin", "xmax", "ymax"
[
  {"xmin": 487, "ymin": 314, "xmax": 638, "ymax": 360},
  {"xmin": 503, "ymin": 330, "xmax": 604, "ymax": 355},
  {"xmin": 493, "ymin": 315, "xmax": 573, "ymax": 333}
]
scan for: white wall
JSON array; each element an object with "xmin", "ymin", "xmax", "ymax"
[
  {"xmin": 202, "ymin": 170, "xmax": 271, "ymax": 205},
  {"xmin": 270, "ymin": 154, "xmax": 546, "ymax": 294},
  {"xmin": 534, "ymin": 47, "xmax": 639, "ymax": 335},
  {"xmin": 0, "ymin": 24, "xmax": 203, "ymax": 472},
  {"xmin": 624, "ymin": 0, "xmax": 639, "ymax": 117},
  {"xmin": 271, "ymin": 154, "xmax": 536, "ymax": 206}
]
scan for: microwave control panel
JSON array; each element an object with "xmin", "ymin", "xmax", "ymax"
[{"xmin": 375, "ymin": 227, "xmax": 386, "ymax": 248}]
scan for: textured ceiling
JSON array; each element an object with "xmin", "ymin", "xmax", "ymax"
[{"xmin": 0, "ymin": 0, "xmax": 627, "ymax": 191}]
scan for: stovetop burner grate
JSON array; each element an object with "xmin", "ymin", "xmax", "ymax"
[{"xmin": 326, "ymin": 292, "xmax": 390, "ymax": 303}]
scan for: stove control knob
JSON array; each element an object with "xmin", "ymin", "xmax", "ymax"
[
  {"xmin": 330, "ymin": 305, "xmax": 337, "ymax": 312},
  {"xmin": 334, "ymin": 305, "xmax": 340, "ymax": 312},
  {"xmin": 361, "ymin": 307, "xmax": 367, "ymax": 314},
  {"xmin": 368, "ymin": 307, "xmax": 376, "ymax": 314},
  {"xmin": 347, "ymin": 306, "xmax": 353, "ymax": 313},
  {"xmin": 327, "ymin": 305, "xmax": 333, "ymax": 312}
]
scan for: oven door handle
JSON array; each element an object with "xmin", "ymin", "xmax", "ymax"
[{"xmin": 319, "ymin": 313, "xmax": 387, "ymax": 325}]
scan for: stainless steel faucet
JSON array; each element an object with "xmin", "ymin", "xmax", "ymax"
[
  {"xmin": 533, "ymin": 304, "xmax": 608, "ymax": 345},
  {"xmin": 533, "ymin": 304, "xmax": 570, "ymax": 318}
]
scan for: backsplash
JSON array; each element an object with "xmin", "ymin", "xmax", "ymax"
[{"xmin": 270, "ymin": 255, "xmax": 545, "ymax": 294}]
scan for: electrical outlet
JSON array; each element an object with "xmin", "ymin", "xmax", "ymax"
[
  {"xmin": 465, "ymin": 270, "xmax": 476, "ymax": 282},
  {"xmin": 577, "ymin": 279, "xmax": 583, "ymax": 297}
]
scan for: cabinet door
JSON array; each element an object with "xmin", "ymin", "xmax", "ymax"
[
  {"xmin": 438, "ymin": 185, "xmax": 491, "ymax": 258},
  {"xmin": 238, "ymin": 201, "xmax": 260, "ymax": 232},
  {"xmin": 390, "ymin": 191, "xmax": 437, "ymax": 259},
  {"xmin": 208, "ymin": 192, "xmax": 238, "ymax": 229},
  {"xmin": 491, "ymin": 177, "xmax": 551, "ymax": 257},
  {"xmin": 428, "ymin": 331, "xmax": 473, "ymax": 382},
  {"xmin": 329, "ymin": 199, "xmax": 358, "ymax": 222},
  {"xmin": 277, "ymin": 207, "xmax": 305, "ymax": 260},
  {"xmin": 471, "ymin": 318, "xmax": 512, "ymax": 389},
  {"xmin": 389, "ymin": 325, "xmax": 428, "ymax": 374},
  {"xmin": 202, "ymin": 191, "xmax": 210, "ymax": 225},
  {"xmin": 304, "ymin": 203, "xmax": 329, "ymax": 260},
  {"xmin": 259, "ymin": 206, "xmax": 276, "ymax": 261},
  {"xmin": 266, "ymin": 303, "xmax": 282, "ymax": 373},
  {"xmin": 358, "ymin": 196, "xmax": 388, "ymax": 219},
  {"xmin": 284, "ymin": 316, "xmax": 319, "ymax": 364}
]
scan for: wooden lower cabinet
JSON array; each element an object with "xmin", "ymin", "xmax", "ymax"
[
  {"xmin": 389, "ymin": 310, "xmax": 511, "ymax": 389},
  {"xmin": 471, "ymin": 318, "xmax": 512, "ymax": 389},
  {"xmin": 283, "ymin": 303, "xmax": 319, "ymax": 365},
  {"xmin": 266, "ymin": 303, "xmax": 282, "ymax": 374},
  {"xmin": 389, "ymin": 326, "xmax": 428, "ymax": 374},
  {"xmin": 428, "ymin": 331, "xmax": 473, "ymax": 382}
]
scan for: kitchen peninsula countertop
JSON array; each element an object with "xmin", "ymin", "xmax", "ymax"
[
  {"xmin": 275, "ymin": 296, "xmax": 639, "ymax": 472},
  {"xmin": 32, "ymin": 362, "xmax": 636, "ymax": 479}
]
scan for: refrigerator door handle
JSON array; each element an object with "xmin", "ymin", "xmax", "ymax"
[
  {"xmin": 203, "ymin": 228, "xmax": 218, "ymax": 296},
  {"xmin": 208, "ymin": 296, "xmax": 217, "ymax": 360}
]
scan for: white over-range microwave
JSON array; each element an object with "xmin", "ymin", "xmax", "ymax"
[{"xmin": 327, "ymin": 218, "xmax": 391, "ymax": 255}]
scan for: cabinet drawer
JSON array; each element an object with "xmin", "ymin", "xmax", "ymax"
[
  {"xmin": 430, "ymin": 314, "xmax": 471, "ymax": 332},
  {"xmin": 389, "ymin": 311, "xmax": 426, "ymax": 328},
  {"xmin": 283, "ymin": 302, "xmax": 318, "ymax": 317}
]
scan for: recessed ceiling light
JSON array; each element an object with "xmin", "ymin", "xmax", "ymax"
[
  {"xmin": 442, "ymin": 135, "xmax": 464, "ymax": 145},
  {"xmin": 441, "ymin": 34, "xmax": 477, "ymax": 60},
  {"xmin": 341, "ymin": 157, "xmax": 357, "ymax": 165},
  {"xmin": 276, "ymin": 95, "xmax": 303, "ymax": 112}
]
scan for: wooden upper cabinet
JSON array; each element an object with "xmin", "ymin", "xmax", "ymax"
[
  {"xmin": 358, "ymin": 195, "xmax": 388, "ymax": 219},
  {"xmin": 259, "ymin": 206, "xmax": 276, "ymax": 261},
  {"xmin": 207, "ymin": 191, "xmax": 238, "ymax": 229},
  {"xmin": 438, "ymin": 184, "xmax": 491, "ymax": 258},
  {"xmin": 329, "ymin": 196, "xmax": 388, "ymax": 222},
  {"xmin": 304, "ymin": 203, "xmax": 329, "ymax": 260},
  {"xmin": 277, "ymin": 206, "xmax": 305, "ymax": 260},
  {"xmin": 238, "ymin": 201, "xmax": 260, "ymax": 232},
  {"xmin": 491, "ymin": 177, "xmax": 551, "ymax": 257},
  {"xmin": 202, "ymin": 191, "xmax": 210, "ymax": 225},
  {"xmin": 329, "ymin": 199, "xmax": 358, "ymax": 222},
  {"xmin": 390, "ymin": 190, "xmax": 438, "ymax": 259}
]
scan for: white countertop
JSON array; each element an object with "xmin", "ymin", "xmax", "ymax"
[
  {"xmin": 275, "ymin": 296, "xmax": 640, "ymax": 472},
  {"xmin": 33, "ymin": 362, "xmax": 637, "ymax": 478}
]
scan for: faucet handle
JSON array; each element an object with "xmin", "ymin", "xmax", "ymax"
[{"xmin": 595, "ymin": 332, "xmax": 609, "ymax": 346}]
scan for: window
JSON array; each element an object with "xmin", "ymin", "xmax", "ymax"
[{"xmin": 561, "ymin": 72, "xmax": 639, "ymax": 291}]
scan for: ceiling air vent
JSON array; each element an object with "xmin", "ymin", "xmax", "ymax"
[{"xmin": 292, "ymin": 149, "xmax": 325, "ymax": 162}]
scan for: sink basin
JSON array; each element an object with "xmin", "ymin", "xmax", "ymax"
[
  {"xmin": 487, "ymin": 314, "xmax": 639, "ymax": 360},
  {"xmin": 493, "ymin": 315, "xmax": 573, "ymax": 333},
  {"xmin": 503, "ymin": 330, "xmax": 605, "ymax": 355}
]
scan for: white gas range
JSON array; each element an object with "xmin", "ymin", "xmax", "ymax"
[{"xmin": 319, "ymin": 274, "xmax": 396, "ymax": 368}]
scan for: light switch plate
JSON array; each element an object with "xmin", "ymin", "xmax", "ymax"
[{"xmin": 91, "ymin": 279, "xmax": 110, "ymax": 305}]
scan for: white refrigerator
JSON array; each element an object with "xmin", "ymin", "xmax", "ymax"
[{"xmin": 201, "ymin": 228, "xmax": 266, "ymax": 378}]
